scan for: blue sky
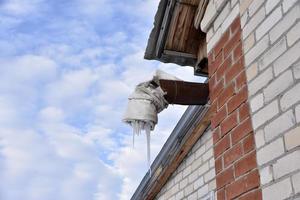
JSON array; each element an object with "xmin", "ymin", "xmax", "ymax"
[{"xmin": 0, "ymin": 0, "xmax": 203, "ymax": 199}]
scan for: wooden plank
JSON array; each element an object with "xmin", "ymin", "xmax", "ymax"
[
  {"xmin": 185, "ymin": 7, "xmax": 202, "ymax": 54},
  {"xmin": 163, "ymin": 50, "xmax": 197, "ymax": 58},
  {"xmin": 160, "ymin": 51, "xmax": 198, "ymax": 66},
  {"xmin": 176, "ymin": 5, "xmax": 190, "ymax": 51},
  {"xmin": 194, "ymin": 32, "xmax": 208, "ymax": 76},
  {"xmin": 197, "ymin": 33, "xmax": 207, "ymax": 63},
  {"xmin": 165, "ymin": 2, "xmax": 181, "ymax": 51},
  {"xmin": 165, "ymin": 3, "xmax": 202, "ymax": 56},
  {"xmin": 194, "ymin": 0, "xmax": 209, "ymax": 29},
  {"xmin": 179, "ymin": 0, "xmax": 200, "ymax": 6},
  {"xmin": 155, "ymin": 0, "xmax": 177, "ymax": 57}
]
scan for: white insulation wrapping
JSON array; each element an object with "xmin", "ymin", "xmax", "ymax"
[{"xmin": 123, "ymin": 70, "xmax": 180, "ymax": 174}]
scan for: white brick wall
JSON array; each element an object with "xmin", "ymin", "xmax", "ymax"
[
  {"xmin": 284, "ymin": 126, "xmax": 300, "ymax": 150},
  {"xmin": 292, "ymin": 172, "xmax": 300, "ymax": 194},
  {"xmin": 201, "ymin": 1, "xmax": 217, "ymax": 32},
  {"xmin": 269, "ymin": 4, "xmax": 300, "ymax": 44},
  {"xmin": 213, "ymin": 2, "xmax": 230, "ymax": 30},
  {"xmin": 246, "ymin": 62, "xmax": 258, "ymax": 81},
  {"xmin": 258, "ymin": 37, "xmax": 286, "ymax": 71},
  {"xmin": 243, "ymin": 33, "xmax": 255, "ymax": 54},
  {"xmin": 263, "ymin": 69, "xmax": 293, "ymax": 103},
  {"xmin": 240, "ymin": 10, "xmax": 248, "ymax": 28},
  {"xmin": 282, "ymin": 0, "xmax": 299, "ymax": 13},
  {"xmin": 240, "ymin": 0, "xmax": 254, "ymax": 15},
  {"xmin": 287, "ymin": 21, "xmax": 300, "ymax": 47},
  {"xmin": 293, "ymin": 60, "xmax": 300, "ymax": 80},
  {"xmin": 254, "ymin": 129, "xmax": 265, "ymax": 148},
  {"xmin": 243, "ymin": 6, "xmax": 265, "ymax": 40},
  {"xmin": 215, "ymin": 0, "xmax": 227, "ymax": 12},
  {"xmin": 255, "ymin": 6, "xmax": 282, "ymax": 40},
  {"xmin": 197, "ymin": 184, "xmax": 209, "ymax": 198},
  {"xmin": 221, "ymin": 4, "xmax": 239, "ymax": 33},
  {"xmin": 248, "ymin": 0, "xmax": 264, "ymax": 16},
  {"xmin": 296, "ymin": 104, "xmax": 300, "ymax": 123},
  {"xmin": 248, "ymin": 65, "xmax": 273, "ymax": 96},
  {"xmin": 280, "ymin": 82, "xmax": 300, "ymax": 111},
  {"xmin": 207, "ymin": 28, "xmax": 222, "ymax": 54},
  {"xmin": 256, "ymin": 137, "xmax": 284, "ymax": 166},
  {"xmin": 273, "ymin": 150, "xmax": 300, "ymax": 179},
  {"xmin": 262, "ymin": 178, "xmax": 293, "ymax": 200},
  {"xmin": 242, "ymin": 0, "xmax": 300, "ymax": 199},
  {"xmin": 260, "ymin": 166, "xmax": 273, "ymax": 185},
  {"xmin": 250, "ymin": 92, "xmax": 264, "ymax": 112},
  {"xmin": 200, "ymin": 0, "xmax": 300, "ymax": 199},
  {"xmin": 244, "ymin": 34, "xmax": 269, "ymax": 66},
  {"xmin": 264, "ymin": 109, "xmax": 296, "ymax": 142},
  {"xmin": 251, "ymin": 100, "xmax": 279, "ymax": 130},
  {"xmin": 273, "ymin": 40, "xmax": 300, "ymax": 76},
  {"xmin": 265, "ymin": 0, "xmax": 280, "ymax": 14},
  {"xmin": 205, "ymin": 0, "xmax": 240, "ymax": 53},
  {"xmin": 155, "ymin": 129, "xmax": 216, "ymax": 200}
]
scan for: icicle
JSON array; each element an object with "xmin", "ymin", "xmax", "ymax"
[
  {"xmin": 137, "ymin": 121, "xmax": 141, "ymax": 135},
  {"xmin": 131, "ymin": 121, "xmax": 145, "ymax": 148},
  {"xmin": 132, "ymin": 121, "xmax": 136, "ymax": 135},
  {"xmin": 130, "ymin": 121, "xmax": 152, "ymax": 175},
  {"xmin": 123, "ymin": 70, "xmax": 180, "ymax": 177},
  {"xmin": 145, "ymin": 123, "xmax": 151, "ymax": 176},
  {"xmin": 132, "ymin": 126, "xmax": 135, "ymax": 148}
]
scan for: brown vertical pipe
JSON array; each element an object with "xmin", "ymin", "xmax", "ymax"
[{"xmin": 159, "ymin": 79, "xmax": 209, "ymax": 105}]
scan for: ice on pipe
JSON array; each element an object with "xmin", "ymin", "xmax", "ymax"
[
  {"xmin": 145, "ymin": 123, "xmax": 151, "ymax": 175},
  {"xmin": 123, "ymin": 70, "xmax": 181, "ymax": 174}
]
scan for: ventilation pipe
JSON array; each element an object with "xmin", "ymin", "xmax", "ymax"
[{"xmin": 123, "ymin": 70, "xmax": 208, "ymax": 174}]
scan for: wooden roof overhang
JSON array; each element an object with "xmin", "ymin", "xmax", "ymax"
[{"xmin": 144, "ymin": 0, "xmax": 209, "ymax": 76}]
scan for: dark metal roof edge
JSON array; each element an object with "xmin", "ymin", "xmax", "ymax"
[
  {"xmin": 144, "ymin": 0, "xmax": 169, "ymax": 60},
  {"xmin": 145, "ymin": 0, "xmax": 178, "ymax": 61},
  {"xmin": 158, "ymin": 52, "xmax": 197, "ymax": 67},
  {"xmin": 131, "ymin": 105, "xmax": 210, "ymax": 200}
]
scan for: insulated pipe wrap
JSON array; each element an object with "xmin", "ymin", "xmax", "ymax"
[{"xmin": 122, "ymin": 70, "xmax": 209, "ymax": 175}]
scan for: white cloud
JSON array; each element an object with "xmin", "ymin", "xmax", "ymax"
[
  {"xmin": 0, "ymin": 55, "xmax": 57, "ymax": 85},
  {"xmin": 45, "ymin": 68, "xmax": 97, "ymax": 105},
  {"xmin": 0, "ymin": 55, "xmax": 123, "ymax": 199},
  {"xmin": 0, "ymin": 0, "xmax": 202, "ymax": 199},
  {"xmin": 0, "ymin": 0, "xmax": 44, "ymax": 16},
  {"xmin": 76, "ymin": 0, "xmax": 113, "ymax": 18},
  {"xmin": 0, "ymin": 97, "xmax": 18, "ymax": 126},
  {"xmin": 84, "ymin": 125, "xmax": 117, "ymax": 151},
  {"xmin": 0, "ymin": 55, "xmax": 58, "ymax": 127},
  {"xmin": 116, "ymin": 0, "xmax": 159, "ymax": 20},
  {"xmin": 0, "ymin": 126, "xmax": 122, "ymax": 200},
  {"xmin": 39, "ymin": 107, "xmax": 66, "ymax": 122}
]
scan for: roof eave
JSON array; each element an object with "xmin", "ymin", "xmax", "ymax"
[{"xmin": 144, "ymin": 0, "xmax": 170, "ymax": 60}]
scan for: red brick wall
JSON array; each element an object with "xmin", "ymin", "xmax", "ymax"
[{"xmin": 208, "ymin": 17, "xmax": 262, "ymax": 200}]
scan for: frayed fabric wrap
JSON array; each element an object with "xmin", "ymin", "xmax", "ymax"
[
  {"xmin": 123, "ymin": 70, "xmax": 180, "ymax": 174},
  {"xmin": 123, "ymin": 82, "xmax": 167, "ymax": 130}
]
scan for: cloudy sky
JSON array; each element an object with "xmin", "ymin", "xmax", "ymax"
[{"xmin": 0, "ymin": 0, "xmax": 204, "ymax": 199}]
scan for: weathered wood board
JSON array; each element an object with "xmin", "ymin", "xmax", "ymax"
[
  {"xmin": 194, "ymin": 0, "xmax": 209, "ymax": 29},
  {"xmin": 165, "ymin": 2, "xmax": 201, "ymax": 56},
  {"xmin": 179, "ymin": 0, "xmax": 201, "ymax": 6},
  {"xmin": 144, "ymin": 0, "xmax": 208, "ymax": 76}
]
